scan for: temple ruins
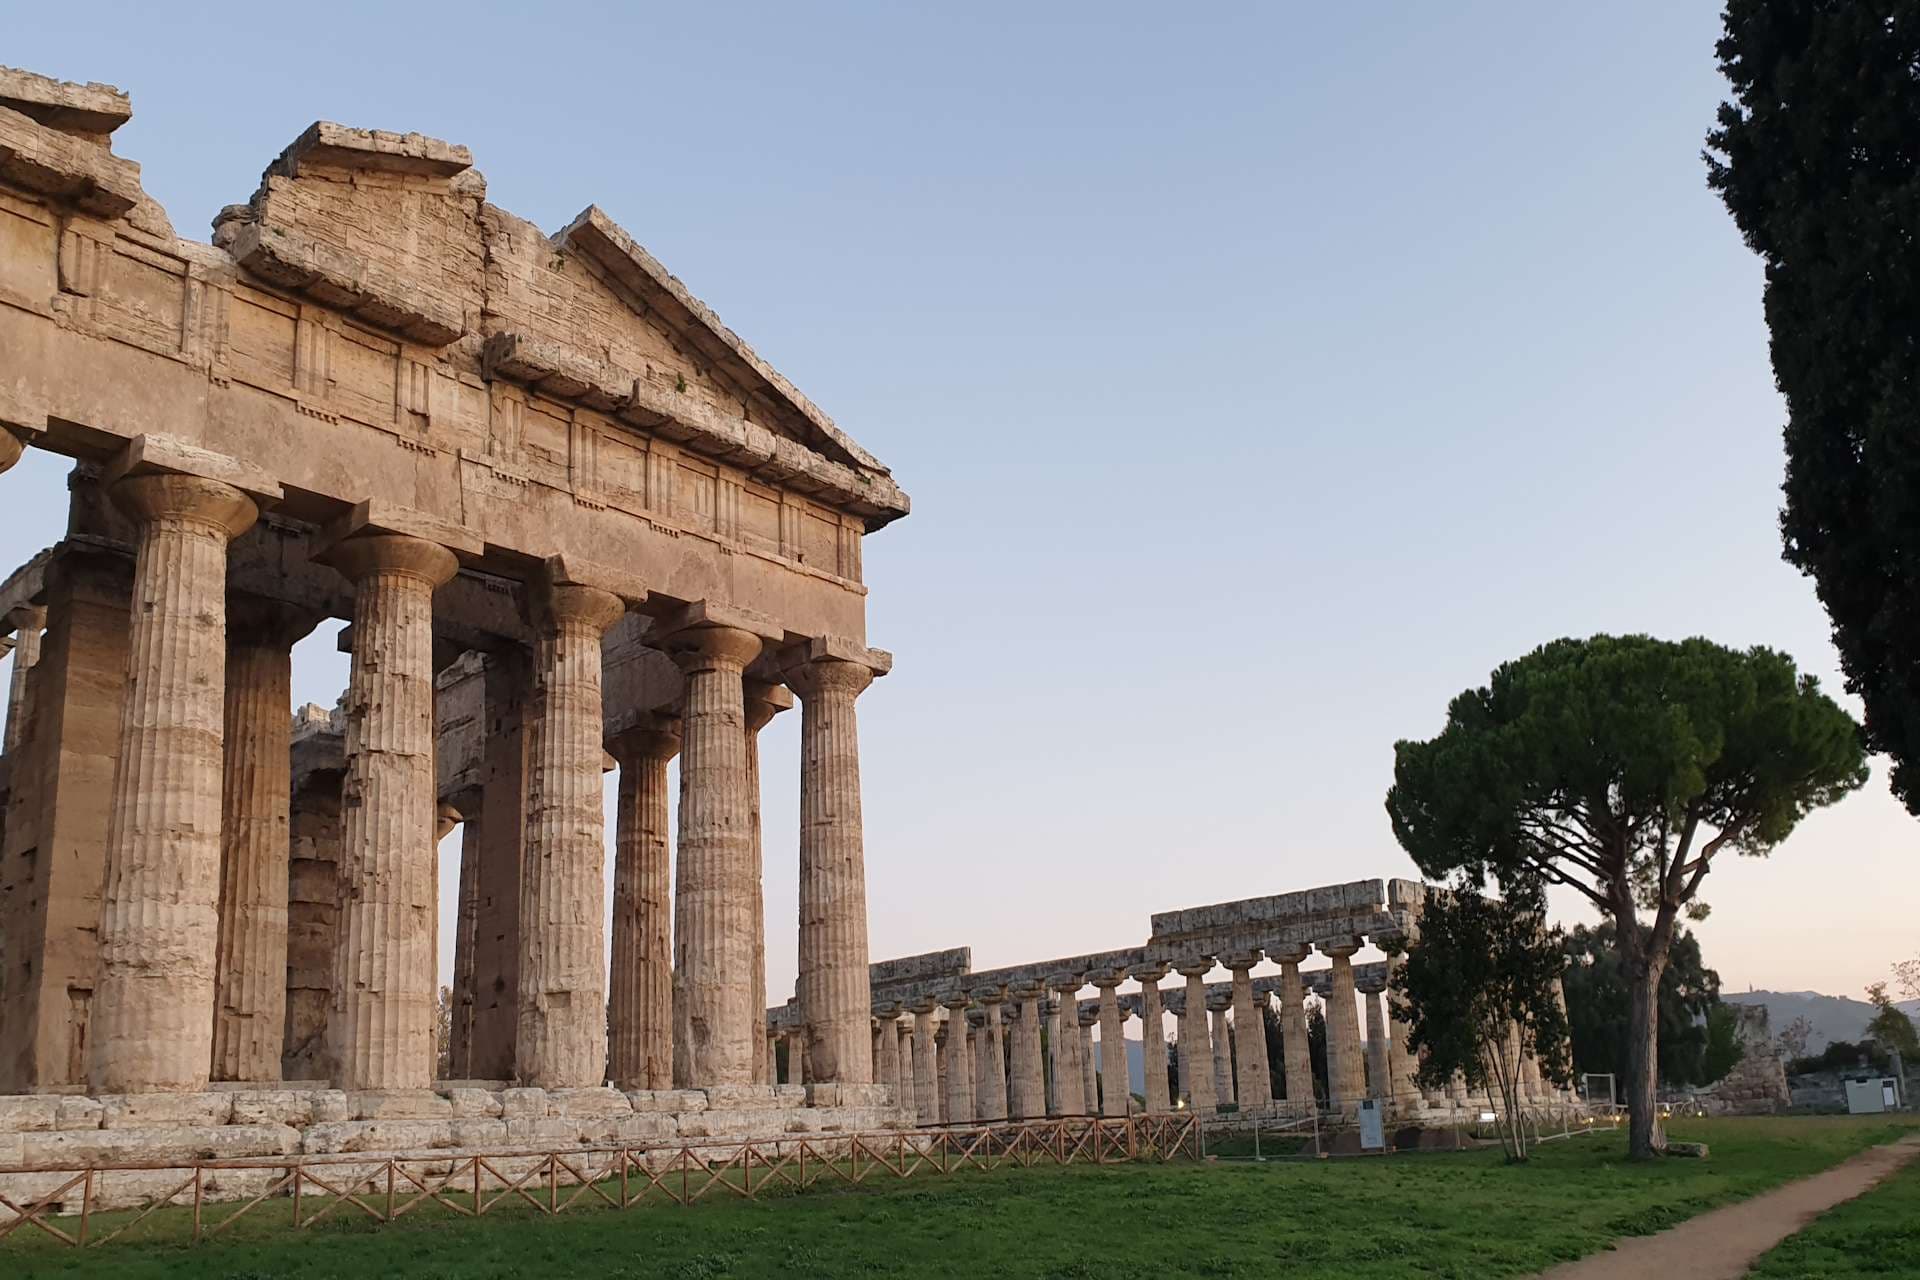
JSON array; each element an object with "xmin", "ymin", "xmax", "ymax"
[{"xmin": 0, "ymin": 63, "xmax": 912, "ymax": 1166}]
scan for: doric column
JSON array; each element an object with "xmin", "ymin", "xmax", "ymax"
[
  {"xmin": 90, "ymin": 472, "xmax": 261, "ymax": 1093},
  {"xmin": 1095, "ymin": 975, "xmax": 1129, "ymax": 1117},
  {"xmin": 1050, "ymin": 981, "xmax": 1086, "ymax": 1115},
  {"xmin": 1136, "ymin": 966, "xmax": 1170, "ymax": 1114},
  {"xmin": 1319, "ymin": 938, "xmax": 1366, "ymax": 1113},
  {"xmin": 1009, "ymin": 987, "xmax": 1047, "ymax": 1119},
  {"xmin": 1177, "ymin": 961, "xmax": 1216, "ymax": 1113},
  {"xmin": 875, "ymin": 1005, "xmax": 901, "ymax": 1100},
  {"xmin": 323, "ymin": 533, "xmax": 459, "ymax": 1091},
  {"xmin": 211, "ymin": 599, "xmax": 318, "ymax": 1082},
  {"xmin": 608, "ymin": 718, "xmax": 678, "ymax": 1091},
  {"xmin": 2, "ymin": 603, "xmax": 44, "ymax": 757},
  {"xmin": 1381, "ymin": 938, "xmax": 1424, "ymax": 1110},
  {"xmin": 910, "ymin": 1002, "xmax": 940, "ymax": 1124},
  {"xmin": 787, "ymin": 1027, "xmax": 810, "ymax": 1085},
  {"xmin": 936, "ymin": 1025, "xmax": 951, "ymax": 1120},
  {"xmin": 943, "ymin": 995, "xmax": 973, "ymax": 1123},
  {"xmin": 1361, "ymin": 977, "xmax": 1390, "ymax": 1100},
  {"xmin": 1207, "ymin": 995, "xmax": 1235, "ymax": 1105},
  {"xmin": 1224, "ymin": 952, "xmax": 1272, "ymax": 1112},
  {"xmin": 784, "ymin": 643, "xmax": 885, "ymax": 1085},
  {"xmin": 1272, "ymin": 946, "xmax": 1314, "ymax": 1106},
  {"xmin": 516, "ymin": 574, "xmax": 627, "ymax": 1088},
  {"xmin": 893, "ymin": 1017, "xmax": 913, "ymax": 1105},
  {"xmin": 978, "ymin": 994, "xmax": 1009, "ymax": 1120},
  {"xmin": 742, "ymin": 679, "xmax": 792, "ymax": 1085},
  {"xmin": 664, "ymin": 617, "xmax": 765, "ymax": 1088},
  {"xmin": 1078, "ymin": 1009, "xmax": 1099, "ymax": 1114}
]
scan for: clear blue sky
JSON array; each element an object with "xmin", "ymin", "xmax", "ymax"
[{"xmin": 3, "ymin": 3, "xmax": 1909, "ymax": 1008}]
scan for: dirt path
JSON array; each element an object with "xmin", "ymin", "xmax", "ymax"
[{"xmin": 1537, "ymin": 1132, "xmax": 1920, "ymax": 1280}]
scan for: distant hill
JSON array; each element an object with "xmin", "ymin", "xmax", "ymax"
[{"xmin": 1724, "ymin": 990, "xmax": 1920, "ymax": 1053}]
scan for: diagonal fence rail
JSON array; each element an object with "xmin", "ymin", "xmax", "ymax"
[{"xmin": 0, "ymin": 1113, "xmax": 1199, "ymax": 1250}]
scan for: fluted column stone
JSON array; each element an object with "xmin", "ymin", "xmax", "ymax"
[
  {"xmin": 943, "ymin": 997, "xmax": 973, "ymax": 1123},
  {"xmin": 1095, "ymin": 978, "xmax": 1128, "ymax": 1117},
  {"xmin": 3, "ymin": 603, "xmax": 44, "ymax": 757},
  {"xmin": 1273, "ymin": 946, "xmax": 1315, "ymax": 1105},
  {"xmin": 1382, "ymin": 943, "xmax": 1423, "ymax": 1109},
  {"xmin": 876, "ymin": 1006, "xmax": 901, "ymax": 1100},
  {"xmin": 1225, "ymin": 954, "xmax": 1272, "ymax": 1112},
  {"xmin": 1207, "ymin": 997, "xmax": 1235, "ymax": 1105},
  {"xmin": 667, "ymin": 623, "xmax": 763, "ymax": 1088},
  {"xmin": 516, "ymin": 580, "xmax": 625, "ymax": 1087},
  {"xmin": 911, "ymin": 1003, "xmax": 940, "ymax": 1124},
  {"xmin": 893, "ymin": 1017, "xmax": 913, "ymax": 1104},
  {"xmin": 1010, "ymin": 988, "xmax": 1046, "ymax": 1119},
  {"xmin": 978, "ymin": 996, "xmax": 1009, "ymax": 1119},
  {"xmin": 742, "ymin": 680, "xmax": 791, "ymax": 1085},
  {"xmin": 786, "ymin": 651, "xmax": 879, "ymax": 1085},
  {"xmin": 211, "ymin": 600, "xmax": 317, "ymax": 1082},
  {"xmin": 89, "ymin": 474, "xmax": 260, "ymax": 1094},
  {"xmin": 608, "ymin": 720, "xmax": 678, "ymax": 1090},
  {"xmin": 1078, "ymin": 1011, "xmax": 1098, "ymax": 1113},
  {"xmin": 1051, "ymin": 984, "xmax": 1086, "ymax": 1116},
  {"xmin": 1178, "ymin": 962, "xmax": 1216, "ymax": 1113},
  {"xmin": 1137, "ymin": 967, "xmax": 1170, "ymax": 1114},
  {"xmin": 1362, "ymin": 980, "xmax": 1390, "ymax": 1100},
  {"xmin": 1320, "ymin": 939, "xmax": 1366, "ymax": 1113},
  {"xmin": 324, "ymin": 533, "xmax": 459, "ymax": 1091}
]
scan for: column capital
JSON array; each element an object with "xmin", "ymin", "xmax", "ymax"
[
  {"xmin": 742, "ymin": 677, "xmax": 796, "ymax": 733},
  {"xmin": 1220, "ymin": 950, "xmax": 1264, "ymax": 973},
  {"xmin": 103, "ymin": 433, "xmax": 282, "ymax": 509},
  {"xmin": 1316, "ymin": 936, "xmax": 1362, "ymax": 960},
  {"xmin": 4, "ymin": 602, "xmax": 46, "ymax": 634},
  {"xmin": 435, "ymin": 801, "xmax": 463, "ymax": 842},
  {"xmin": 0, "ymin": 424, "xmax": 25, "ymax": 474},
  {"xmin": 1374, "ymin": 929, "xmax": 1411, "ymax": 955},
  {"xmin": 1175, "ymin": 957, "xmax": 1216, "ymax": 979},
  {"xmin": 110, "ymin": 472, "xmax": 260, "ymax": 540},
  {"xmin": 1267, "ymin": 943, "xmax": 1312, "ymax": 966},
  {"xmin": 656, "ymin": 600, "xmax": 780, "ymax": 675},
  {"xmin": 1089, "ymin": 969, "xmax": 1127, "ymax": 990},
  {"xmin": 1078, "ymin": 1006, "xmax": 1100, "ymax": 1028},
  {"xmin": 971, "ymin": 984, "xmax": 1009, "ymax": 1006},
  {"xmin": 607, "ymin": 714, "xmax": 682, "ymax": 766},
  {"xmin": 1133, "ymin": 963, "xmax": 1171, "ymax": 984},
  {"xmin": 323, "ymin": 532, "xmax": 460, "ymax": 588},
  {"xmin": 227, "ymin": 594, "xmax": 324, "ymax": 648},
  {"xmin": 778, "ymin": 634, "xmax": 892, "ymax": 692},
  {"xmin": 528, "ymin": 579, "xmax": 626, "ymax": 636},
  {"xmin": 1355, "ymin": 973, "xmax": 1388, "ymax": 995},
  {"xmin": 941, "ymin": 991, "xmax": 972, "ymax": 1013}
]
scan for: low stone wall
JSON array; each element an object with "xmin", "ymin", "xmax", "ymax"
[{"xmin": 0, "ymin": 1082, "xmax": 912, "ymax": 1211}]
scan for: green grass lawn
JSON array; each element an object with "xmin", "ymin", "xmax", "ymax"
[
  {"xmin": 1748, "ymin": 1144, "xmax": 1920, "ymax": 1278},
  {"xmin": 5, "ymin": 1116, "xmax": 1915, "ymax": 1280}
]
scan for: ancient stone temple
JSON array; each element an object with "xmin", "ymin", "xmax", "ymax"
[{"xmin": 0, "ymin": 65, "xmax": 909, "ymax": 1159}]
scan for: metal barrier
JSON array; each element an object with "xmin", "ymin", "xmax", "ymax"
[{"xmin": 0, "ymin": 1113, "xmax": 1199, "ymax": 1250}]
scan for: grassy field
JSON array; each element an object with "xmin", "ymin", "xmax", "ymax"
[
  {"xmin": 1747, "ymin": 1146, "xmax": 1920, "ymax": 1278},
  {"xmin": 5, "ymin": 1115, "xmax": 1915, "ymax": 1279}
]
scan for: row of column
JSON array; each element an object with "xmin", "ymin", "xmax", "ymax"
[{"xmin": 0, "ymin": 448, "xmax": 882, "ymax": 1096}]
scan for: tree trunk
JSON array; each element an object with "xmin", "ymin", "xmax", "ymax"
[{"xmin": 1625, "ymin": 954, "xmax": 1667, "ymax": 1159}]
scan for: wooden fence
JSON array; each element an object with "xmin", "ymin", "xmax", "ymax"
[{"xmin": 0, "ymin": 1113, "xmax": 1199, "ymax": 1250}]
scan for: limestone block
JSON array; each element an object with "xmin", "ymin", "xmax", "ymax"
[
  {"xmin": 0, "ymin": 1096, "xmax": 57, "ymax": 1133},
  {"xmin": 704, "ymin": 1084, "xmax": 780, "ymax": 1111},
  {"xmin": 301, "ymin": 1119, "xmax": 456, "ymax": 1155},
  {"xmin": 445, "ymin": 1088, "xmax": 504, "ymax": 1119},
  {"xmin": 784, "ymin": 1109, "xmax": 826, "ymax": 1133},
  {"xmin": 228, "ymin": 1090, "xmax": 314, "ymax": 1128},
  {"xmin": 504, "ymin": 1116, "xmax": 583, "ymax": 1146},
  {"xmin": 548, "ymin": 1087, "xmax": 632, "ymax": 1118},
  {"xmin": 500, "ymin": 1087, "xmax": 550, "ymax": 1120},
  {"xmin": 809, "ymin": 1083, "xmax": 891, "ymax": 1109},
  {"xmin": 448, "ymin": 1119, "xmax": 509, "ymax": 1148},
  {"xmin": 99, "ymin": 1093, "xmax": 235, "ymax": 1129},
  {"xmin": 614, "ymin": 1113, "xmax": 678, "ymax": 1143},
  {"xmin": 679, "ymin": 1109, "xmax": 789, "ymax": 1141},
  {"xmin": 627, "ymin": 1089, "xmax": 706, "ymax": 1113},
  {"xmin": 773, "ymin": 1084, "xmax": 807, "ymax": 1107},
  {"xmin": 0, "ymin": 1134, "xmax": 23, "ymax": 1167},
  {"xmin": 54, "ymin": 1097, "xmax": 103, "ymax": 1131},
  {"xmin": 804, "ymin": 1083, "xmax": 844, "ymax": 1108},
  {"xmin": 308, "ymin": 1091, "xmax": 353, "ymax": 1123},
  {"xmin": 350, "ymin": 1089, "xmax": 453, "ymax": 1121},
  {"xmin": 24, "ymin": 1123, "xmax": 299, "ymax": 1166}
]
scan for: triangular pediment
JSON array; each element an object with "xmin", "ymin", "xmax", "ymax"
[{"xmin": 550, "ymin": 206, "xmax": 885, "ymax": 476}]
